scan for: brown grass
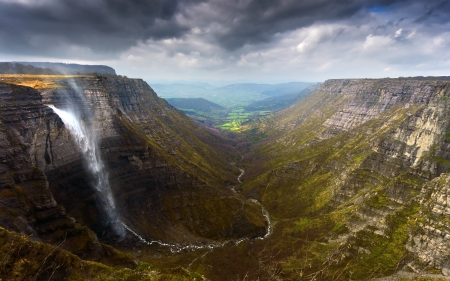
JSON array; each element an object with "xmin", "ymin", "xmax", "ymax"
[{"xmin": 0, "ymin": 74, "xmax": 91, "ymax": 89}]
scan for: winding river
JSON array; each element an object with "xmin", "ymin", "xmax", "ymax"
[{"xmin": 123, "ymin": 166, "xmax": 273, "ymax": 253}]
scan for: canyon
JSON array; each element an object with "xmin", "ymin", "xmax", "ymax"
[
  {"xmin": 1, "ymin": 74, "xmax": 450, "ymax": 280},
  {"xmin": 0, "ymin": 74, "xmax": 266, "ymax": 280}
]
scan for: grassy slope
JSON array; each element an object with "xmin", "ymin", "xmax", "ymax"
[
  {"xmin": 115, "ymin": 85, "xmax": 240, "ymax": 189},
  {"xmin": 242, "ymin": 107, "xmax": 422, "ymax": 280},
  {"xmin": 0, "ymin": 226, "xmax": 205, "ymax": 280},
  {"xmin": 194, "ymin": 80, "xmax": 450, "ymax": 280}
]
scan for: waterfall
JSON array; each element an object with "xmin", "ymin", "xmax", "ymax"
[
  {"xmin": 45, "ymin": 82, "xmax": 272, "ymax": 247},
  {"xmin": 47, "ymin": 104, "xmax": 125, "ymax": 237}
]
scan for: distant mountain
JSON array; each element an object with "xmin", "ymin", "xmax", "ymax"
[
  {"xmin": 0, "ymin": 62, "xmax": 61, "ymax": 74},
  {"xmin": 212, "ymin": 82, "xmax": 312, "ymax": 96},
  {"xmin": 16, "ymin": 62, "xmax": 116, "ymax": 75},
  {"xmin": 260, "ymin": 82, "xmax": 315, "ymax": 96},
  {"xmin": 213, "ymin": 83, "xmax": 274, "ymax": 94},
  {"xmin": 166, "ymin": 98, "xmax": 225, "ymax": 113},
  {"xmin": 151, "ymin": 83, "xmax": 213, "ymax": 98},
  {"xmin": 209, "ymin": 82, "xmax": 314, "ymax": 107},
  {"xmin": 244, "ymin": 84, "xmax": 318, "ymax": 112},
  {"xmin": 153, "ymin": 81, "xmax": 315, "ymax": 107}
]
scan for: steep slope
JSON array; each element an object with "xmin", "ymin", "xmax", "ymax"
[
  {"xmin": 0, "ymin": 82, "xmax": 134, "ymax": 266},
  {"xmin": 231, "ymin": 78, "xmax": 450, "ymax": 280},
  {"xmin": 0, "ymin": 226, "xmax": 204, "ymax": 280},
  {"xmin": 0, "ymin": 75, "xmax": 267, "ymax": 277}
]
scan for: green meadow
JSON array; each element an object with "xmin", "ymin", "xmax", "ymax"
[{"xmin": 219, "ymin": 107, "xmax": 253, "ymax": 131}]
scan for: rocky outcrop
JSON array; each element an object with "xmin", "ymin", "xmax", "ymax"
[
  {"xmin": 0, "ymin": 83, "xmax": 133, "ymax": 265},
  {"xmin": 318, "ymin": 79, "xmax": 444, "ymax": 138},
  {"xmin": 238, "ymin": 78, "xmax": 450, "ymax": 280},
  {"xmin": 0, "ymin": 75, "xmax": 266, "ymax": 258},
  {"xmin": 318, "ymin": 79, "xmax": 450, "ymax": 278},
  {"xmin": 405, "ymin": 174, "xmax": 450, "ymax": 275}
]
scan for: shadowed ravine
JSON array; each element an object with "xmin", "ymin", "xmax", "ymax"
[
  {"xmin": 0, "ymin": 75, "xmax": 270, "ymax": 280},
  {"xmin": 47, "ymin": 102, "xmax": 272, "ymax": 252},
  {"xmin": 118, "ymin": 168, "xmax": 273, "ymax": 253}
]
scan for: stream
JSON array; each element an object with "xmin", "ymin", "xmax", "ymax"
[
  {"xmin": 123, "ymin": 166, "xmax": 273, "ymax": 254},
  {"xmin": 238, "ymin": 168, "xmax": 245, "ymax": 184},
  {"xmin": 48, "ymin": 95, "xmax": 272, "ymax": 264}
]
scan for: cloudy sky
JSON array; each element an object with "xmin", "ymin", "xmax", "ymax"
[{"xmin": 0, "ymin": 0, "xmax": 449, "ymax": 83}]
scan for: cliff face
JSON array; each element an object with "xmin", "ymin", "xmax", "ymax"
[
  {"xmin": 0, "ymin": 76, "xmax": 266, "ymax": 265},
  {"xmin": 0, "ymin": 83, "xmax": 133, "ymax": 266},
  {"xmin": 237, "ymin": 78, "xmax": 450, "ymax": 280}
]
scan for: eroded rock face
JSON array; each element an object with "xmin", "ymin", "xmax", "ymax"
[
  {"xmin": 321, "ymin": 79, "xmax": 446, "ymax": 138},
  {"xmin": 406, "ymin": 174, "xmax": 450, "ymax": 275},
  {"xmin": 241, "ymin": 78, "xmax": 450, "ymax": 279},
  {"xmin": 317, "ymin": 80, "xmax": 450, "ymax": 274},
  {"xmin": 0, "ymin": 83, "xmax": 125, "ymax": 264},
  {"xmin": 0, "ymin": 76, "xmax": 266, "ymax": 254}
]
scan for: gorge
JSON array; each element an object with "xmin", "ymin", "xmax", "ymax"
[{"xmin": 2, "ymin": 73, "xmax": 450, "ymax": 280}]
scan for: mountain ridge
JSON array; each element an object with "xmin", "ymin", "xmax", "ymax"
[
  {"xmin": 15, "ymin": 62, "xmax": 116, "ymax": 75},
  {"xmin": 165, "ymin": 97, "xmax": 225, "ymax": 113},
  {"xmin": 152, "ymin": 81, "xmax": 314, "ymax": 107},
  {"xmin": 231, "ymin": 77, "xmax": 450, "ymax": 280}
]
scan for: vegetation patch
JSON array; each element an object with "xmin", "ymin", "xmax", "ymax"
[{"xmin": 345, "ymin": 203, "xmax": 419, "ymax": 280}]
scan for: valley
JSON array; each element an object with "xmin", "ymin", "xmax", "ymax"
[
  {"xmin": 1, "ymin": 0, "xmax": 449, "ymax": 279},
  {"xmin": 2, "ymin": 73, "xmax": 450, "ymax": 281},
  {"xmin": 162, "ymin": 84, "xmax": 317, "ymax": 131}
]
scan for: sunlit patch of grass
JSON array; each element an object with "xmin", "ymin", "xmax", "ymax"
[{"xmin": 0, "ymin": 74, "xmax": 90, "ymax": 89}]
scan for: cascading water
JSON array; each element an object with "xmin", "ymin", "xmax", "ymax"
[
  {"xmin": 47, "ymin": 102, "xmax": 125, "ymax": 237},
  {"xmin": 47, "ymin": 82, "xmax": 271, "ymax": 250}
]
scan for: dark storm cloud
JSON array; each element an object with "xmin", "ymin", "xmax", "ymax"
[
  {"xmin": 207, "ymin": 0, "xmax": 372, "ymax": 49},
  {"xmin": 413, "ymin": 1, "xmax": 449, "ymax": 23},
  {"xmin": 0, "ymin": 0, "xmax": 202, "ymax": 57},
  {"xmin": 195, "ymin": 0, "xmax": 418, "ymax": 50},
  {"xmin": 0, "ymin": 0, "xmax": 447, "ymax": 59}
]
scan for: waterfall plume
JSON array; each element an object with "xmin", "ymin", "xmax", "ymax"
[{"xmin": 47, "ymin": 102, "xmax": 125, "ymax": 237}]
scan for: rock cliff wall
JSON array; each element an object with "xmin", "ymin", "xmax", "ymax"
[
  {"xmin": 0, "ymin": 83, "xmax": 130, "ymax": 264},
  {"xmin": 0, "ymin": 76, "xmax": 266, "ymax": 263},
  {"xmin": 239, "ymin": 78, "xmax": 450, "ymax": 280}
]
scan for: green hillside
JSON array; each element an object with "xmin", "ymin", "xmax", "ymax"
[{"xmin": 179, "ymin": 78, "xmax": 450, "ymax": 280}]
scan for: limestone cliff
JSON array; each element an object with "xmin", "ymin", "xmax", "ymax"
[
  {"xmin": 0, "ymin": 82, "xmax": 129, "ymax": 265},
  {"xmin": 0, "ymin": 75, "xmax": 266, "ymax": 275},
  {"xmin": 235, "ymin": 77, "xmax": 450, "ymax": 280}
]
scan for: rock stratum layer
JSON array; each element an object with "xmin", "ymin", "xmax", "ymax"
[
  {"xmin": 228, "ymin": 77, "xmax": 450, "ymax": 280},
  {"xmin": 0, "ymin": 75, "xmax": 266, "ymax": 280}
]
